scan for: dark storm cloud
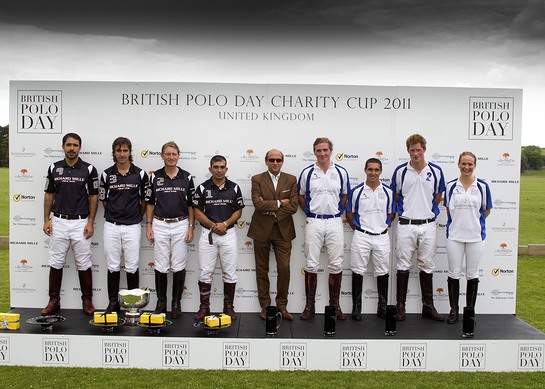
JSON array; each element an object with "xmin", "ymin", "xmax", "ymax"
[{"xmin": 0, "ymin": 0, "xmax": 540, "ymax": 42}]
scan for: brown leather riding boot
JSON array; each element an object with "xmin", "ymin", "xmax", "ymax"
[
  {"xmin": 194, "ymin": 281, "xmax": 212, "ymax": 321},
  {"xmin": 42, "ymin": 267, "xmax": 63, "ymax": 315},
  {"xmin": 223, "ymin": 282, "xmax": 237, "ymax": 320},
  {"xmin": 329, "ymin": 272, "xmax": 346, "ymax": 320},
  {"xmin": 419, "ymin": 271, "xmax": 444, "ymax": 321},
  {"xmin": 79, "ymin": 268, "xmax": 95, "ymax": 316},
  {"xmin": 300, "ymin": 271, "xmax": 317, "ymax": 320}
]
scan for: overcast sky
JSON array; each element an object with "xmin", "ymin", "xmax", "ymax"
[{"xmin": 1, "ymin": 0, "xmax": 544, "ymax": 145}]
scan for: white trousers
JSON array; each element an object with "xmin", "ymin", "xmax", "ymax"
[
  {"xmin": 152, "ymin": 219, "xmax": 189, "ymax": 273},
  {"xmin": 395, "ymin": 222, "xmax": 437, "ymax": 273},
  {"xmin": 350, "ymin": 231, "xmax": 391, "ymax": 277},
  {"xmin": 446, "ymin": 239, "xmax": 485, "ymax": 280},
  {"xmin": 49, "ymin": 217, "xmax": 92, "ymax": 270},
  {"xmin": 198, "ymin": 228, "xmax": 238, "ymax": 284},
  {"xmin": 304, "ymin": 217, "xmax": 344, "ymax": 274},
  {"xmin": 103, "ymin": 222, "xmax": 141, "ymax": 273}
]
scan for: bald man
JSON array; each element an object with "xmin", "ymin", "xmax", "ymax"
[{"xmin": 248, "ymin": 149, "xmax": 298, "ymax": 321}]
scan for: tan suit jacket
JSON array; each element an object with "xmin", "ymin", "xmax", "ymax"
[{"xmin": 247, "ymin": 171, "xmax": 298, "ymax": 241}]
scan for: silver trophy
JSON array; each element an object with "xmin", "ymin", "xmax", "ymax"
[{"xmin": 118, "ymin": 288, "xmax": 150, "ymax": 326}]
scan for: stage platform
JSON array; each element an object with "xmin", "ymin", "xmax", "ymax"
[{"xmin": 1, "ymin": 308, "xmax": 544, "ymax": 371}]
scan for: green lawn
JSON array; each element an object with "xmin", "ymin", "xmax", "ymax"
[
  {"xmin": 519, "ymin": 171, "xmax": 545, "ymax": 244},
  {"xmin": 0, "ymin": 167, "xmax": 8, "ymax": 236}
]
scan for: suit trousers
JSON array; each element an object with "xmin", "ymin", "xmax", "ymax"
[{"xmin": 253, "ymin": 223, "xmax": 292, "ymax": 309}]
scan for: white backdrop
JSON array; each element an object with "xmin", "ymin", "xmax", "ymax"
[{"xmin": 9, "ymin": 81, "xmax": 522, "ymax": 315}]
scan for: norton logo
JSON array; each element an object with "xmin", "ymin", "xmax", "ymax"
[
  {"xmin": 336, "ymin": 153, "xmax": 359, "ymax": 161},
  {"xmin": 236, "ymin": 220, "xmax": 246, "ymax": 229},
  {"xmin": 491, "ymin": 268, "xmax": 515, "ymax": 276},
  {"xmin": 140, "ymin": 150, "xmax": 161, "ymax": 158},
  {"xmin": 12, "ymin": 194, "xmax": 35, "ymax": 202}
]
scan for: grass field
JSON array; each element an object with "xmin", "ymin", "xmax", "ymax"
[
  {"xmin": 519, "ymin": 170, "xmax": 545, "ymax": 244},
  {"xmin": 1, "ymin": 167, "xmax": 545, "ymax": 386},
  {"xmin": 0, "ymin": 167, "xmax": 8, "ymax": 236}
]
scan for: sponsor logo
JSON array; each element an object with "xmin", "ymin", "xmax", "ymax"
[
  {"xmin": 102, "ymin": 340, "xmax": 129, "ymax": 366},
  {"xmin": 43, "ymin": 338, "xmax": 69, "ymax": 364},
  {"xmin": 163, "ymin": 341, "xmax": 189, "ymax": 368},
  {"xmin": 493, "ymin": 243, "xmax": 514, "ymax": 257},
  {"xmin": 400, "ymin": 343, "xmax": 427, "ymax": 369},
  {"xmin": 280, "ymin": 343, "xmax": 307, "ymax": 370},
  {"xmin": 493, "ymin": 198, "xmax": 517, "ymax": 210},
  {"xmin": 459, "ymin": 345, "xmax": 486, "ymax": 370},
  {"xmin": 0, "ymin": 338, "xmax": 10, "ymax": 363},
  {"xmin": 18, "ymin": 90, "xmax": 62, "ymax": 134},
  {"xmin": 11, "ymin": 147, "xmax": 37, "ymax": 158},
  {"xmin": 490, "ymin": 288, "xmax": 515, "ymax": 300},
  {"xmin": 335, "ymin": 153, "xmax": 359, "ymax": 162},
  {"xmin": 469, "ymin": 97, "xmax": 514, "ymax": 140},
  {"xmin": 491, "ymin": 268, "xmax": 515, "ymax": 276},
  {"xmin": 430, "ymin": 152, "xmax": 456, "ymax": 165},
  {"xmin": 518, "ymin": 344, "xmax": 544, "ymax": 370},
  {"xmin": 340, "ymin": 343, "xmax": 367, "ymax": 369},
  {"xmin": 240, "ymin": 149, "xmax": 260, "ymax": 162},
  {"xmin": 11, "ymin": 193, "xmax": 35, "ymax": 202},
  {"xmin": 140, "ymin": 150, "xmax": 162, "ymax": 158},
  {"xmin": 223, "ymin": 342, "xmax": 250, "ymax": 369}
]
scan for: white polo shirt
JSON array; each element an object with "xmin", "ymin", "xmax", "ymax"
[
  {"xmin": 444, "ymin": 177, "xmax": 492, "ymax": 242},
  {"xmin": 346, "ymin": 182, "xmax": 395, "ymax": 233},
  {"xmin": 298, "ymin": 163, "xmax": 350, "ymax": 216},
  {"xmin": 391, "ymin": 161, "xmax": 445, "ymax": 220}
]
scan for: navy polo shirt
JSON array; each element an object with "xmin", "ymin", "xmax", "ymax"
[
  {"xmin": 145, "ymin": 166, "xmax": 195, "ymax": 218},
  {"xmin": 45, "ymin": 158, "xmax": 99, "ymax": 216},
  {"xmin": 99, "ymin": 163, "xmax": 148, "ymax": 225},
  {"xmin": 193, "ymin": 178, "xmax": 245, "ymax": 222}
]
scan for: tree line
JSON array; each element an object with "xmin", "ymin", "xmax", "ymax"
[{"xmin": 0, "ymin": 125, "xmax": 543, "ymax": 171}]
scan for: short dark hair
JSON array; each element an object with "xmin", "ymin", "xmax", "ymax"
[
  {"xmin": 365, "ymin": 157, "xmax": 382, "ymax": 170},
  {"xmin": 210, "ymin": 155, "xmax": 227, "ymax": 166},
  {"xmin": 112, "ymin": 137, "xmax": 133, "ymax": 163},
  {"xmin": 62, "ymin": 132, "xmax": 81, "ymax": 146}
]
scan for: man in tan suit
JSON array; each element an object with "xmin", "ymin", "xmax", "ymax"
[{"xmin": 248, "ymin": 149, "xmax": 299, "ymax": 321}]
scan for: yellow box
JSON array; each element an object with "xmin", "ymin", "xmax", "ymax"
[
  {"xmin": 140, "ymin": 312, "xmax": 165, "ymax": 325},
  {"xmin": 93, "ymin": 311, "xmax": 118, "ymax": 324},
  {"xmin": 0, "ymin": 312, "xmax": 20, "ymax": 330},
  {"xmin": 204, "ymin": 313, "xmax": 231, "ymax": 328}
]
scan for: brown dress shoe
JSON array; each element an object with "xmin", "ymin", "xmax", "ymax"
[
  {"xmin": 279, "ymin": 308, "xmax": 294, "ymax": 321},
  {"xmin": 259, "ymin": 308, "xmax": 267, "ymax": 320}
]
